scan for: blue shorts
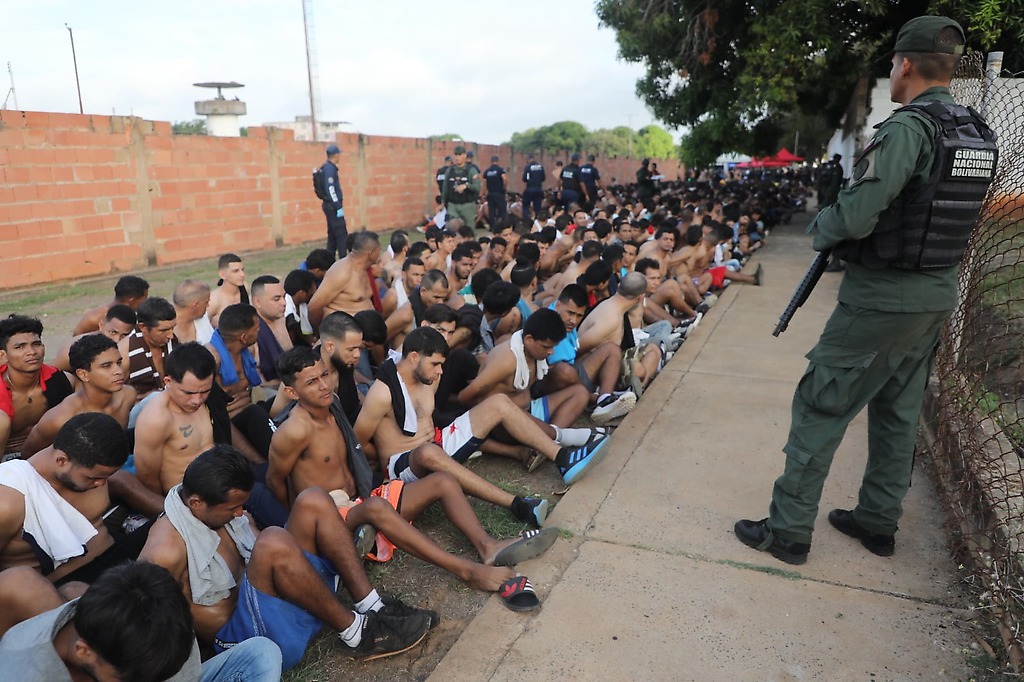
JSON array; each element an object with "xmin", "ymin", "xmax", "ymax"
[
  {"xmin": 214, "ymin": 551, "xmax": 337, "ymax": 671},
  {"xmin": 530, "ymin": 396, "xmax": 550, "ymax": 422}
]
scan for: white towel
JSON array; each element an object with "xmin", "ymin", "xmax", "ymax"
[
  {"xmin": 0, "ymin": 459, "xmax": 96, "ymax": 570},
  {"xmin": 164, "ymin": 484, "xmax": 257, "ymax": 607},
  {"xmin": 509, "ymin": 330, "xmax": 547, "ymax": 391}
]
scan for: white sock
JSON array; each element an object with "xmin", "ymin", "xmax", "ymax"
[
  {"xmin": 557, "ymin": 427, "xmax": 593, "ymax": 447},
  {"xmin": 354, "ymin": 589, "xmax": 383, "ymax": 614},
  {"xmin": 339, "ymin": 611, "xmax": 366, "ymax": 647},
  {"xmin": 551, "ymin": 425, "xmax": 563, "ymax": 443}
]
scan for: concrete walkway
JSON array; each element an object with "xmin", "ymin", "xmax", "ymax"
[{"xmin": 430, "ymin": 219, "xmax": 973, "ymax": 681}]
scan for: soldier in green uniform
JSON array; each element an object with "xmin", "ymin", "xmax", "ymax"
[
  {"xmin": 736, "ymin": 16, "xmax": 997, "ymax": 565},
  {"xmin": 441, "ymin": 145, "xmax": 481, "ymax": 228}
]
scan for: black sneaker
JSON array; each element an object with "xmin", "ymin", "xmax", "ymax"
[
  {"xmin": 828, "ymin": 509, "xmax": 895, "ymax": 557},
  {"xmin": 347, "ymin": 610, "xmax": 431, "ymax": 661},
  {"xmin": 511, "ymin": 496, "xmax": 549, "ymax": 528},
  {"xmin": 378, "ymin": 595, "xmax": 441, "ymax": 630}
]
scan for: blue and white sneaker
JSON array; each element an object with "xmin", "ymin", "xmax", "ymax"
[
  {"xmin": 512, "ymin": 496, "xmax": 549, "ymax": 528},
  {"xmin": 559, "ymin": 435, "xmax": 611, "ymax": 486}
]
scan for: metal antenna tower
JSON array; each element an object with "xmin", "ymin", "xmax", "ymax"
[
  {"xmin": 3, "ymin": 62, "xmax": 18, "ymax": 110},
  {"xmin": 301, "ymin": 0, "xmax": 323, "ymax": 142}
]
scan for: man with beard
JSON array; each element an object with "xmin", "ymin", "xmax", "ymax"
[
  {"xmin": 118, "ymin": 297, "xmax": 178, "ymax": 402},
  {"xmin": 317, "ymin": 311, "xmax": 365, "ymax": 425},
  {"xmin": 445, "ymin": 244, "xmax": 475, "ymax": 308},
  {"xmin": 0, "ymin": 413, "xmax": 146, "ymax": 585},
  {"xmin": 384, "ymin": 269, "xmax": 451, "ymax": 351},
  {"xmin": 381, "ymin": 257, "xmax": 425, "ymax": 319}
]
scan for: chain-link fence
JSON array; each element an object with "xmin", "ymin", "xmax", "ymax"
[{"xmin": 930, "ymin": 51, "xmax": 1024, "ymax": 668}]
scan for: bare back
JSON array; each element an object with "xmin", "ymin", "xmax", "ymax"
[{"xmin": 311, "ymin": 257, "xmax": 373, "ymax": 318}]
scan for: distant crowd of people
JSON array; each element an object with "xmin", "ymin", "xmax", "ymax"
[{"xmin": 0, "ymin": 156, "xmax": 808, "ymax": 677}]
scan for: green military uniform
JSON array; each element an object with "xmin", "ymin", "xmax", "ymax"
[
  {"xmin": 747, "ymin": 16, "xmax": 995, "ymax": 554},
  {"xmin": 441, "ymin": 146, "xmax": 481, "ymax": 227}
]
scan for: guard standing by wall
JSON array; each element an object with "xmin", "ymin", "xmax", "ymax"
[
  {"xmin": 579, "ymin": 154, "xmax": 603, "ymax": 211},
  {"xmin": 436, "ymin": 155, "xmax": 452, "ymax": 195},
  {"xmin": 483, "ymin": 155, "xmax": 508, "ymax": 228},
  {"xmin": 521, "ymin": 153, "xmax": 545, "ymax": 222},
  {"xmin": 735, "ymin": 16, "xmax": 997, "ymax": 566},
  {"xmin": 318, "ymin": 144, "xmax": 347, "ymax": 258},
  {"xmin": 635, "ymin": 158, "xmax": 654, "ymax": 208},
  {"xmin": 440, "ymin": 145, "xmax": 481, "ymax": 228},
  {"xmin": 558, "ymin": 152, "xmax": 587, "ymax": 210}
]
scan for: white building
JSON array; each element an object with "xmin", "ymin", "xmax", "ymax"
[{"xmin": 263, "ymin": 115, "xmax": 355, "ymax": 142}]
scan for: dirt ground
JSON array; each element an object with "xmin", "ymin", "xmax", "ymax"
[{"xmin": 0, "ymin": 237, "xmax": 586, "ymax": 681}]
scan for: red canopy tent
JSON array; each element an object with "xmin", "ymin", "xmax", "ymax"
[
  {"xmin": 772, "ymin": 148, "xmax": 804, "ymax": 163},
  {"xmin": 734, "ymin": 149, "xmax": 806, "ymax": 168}
]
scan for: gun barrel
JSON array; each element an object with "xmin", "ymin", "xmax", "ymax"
[{"xmin": 773, "ymin": 250, "xmax": 832, "ymax": 337}]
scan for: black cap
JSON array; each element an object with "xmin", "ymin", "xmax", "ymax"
[
  {"xmin": 453, "ymin": 145, "xmax": 466, "ymax": 154},
  {"xmin": 588, "ymin": 154, "xmax": 596, "ymax": 162},
  {"xmin": 491, "ymin": 155, "xmax": 499, "ymax": 162},
  {"xmin": 571, "ymin": 152, "xmax": 581, "ymax": 161},
  {"xmin": 326, "ymin": 144, "xmax": 340, "ymax": 155}
]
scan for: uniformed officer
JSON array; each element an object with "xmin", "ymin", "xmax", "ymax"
[
  {"xmin": 818, "ymin": 154, "xmax": 845, "ymax": 206},
  {"xmin": 440, "ymin": 145, "xmax": 481, "ymax": 228},
  {"xmin": 735, "ymin": 16, "xmax": 997, "ymax": 565},
  {"xmin": 483, "ymin": 155, "xmax": 508, "ymax": 227},
  {"xmin": 558, "ymin": 152, "xmax": 588, "ymax": 210},
  {"xmin": 521, "ymin": 153, "xmax": 545, "ymax": 222},
  {"xmin": 436, "ymin": 155, "xmax": 452, "ymax": 195},
  {"xmin": 635, "ymin": 158, "xmax": 654, "ymax": 207},
  {"xmin": 319, "ymin": 144, "xmax": 347, "ymax": 258},
  {"xmin": 579, "ymin": 154, "xmax": 604, "ymax": 211}
]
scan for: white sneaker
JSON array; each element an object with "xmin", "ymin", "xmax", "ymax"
[{"xmin": 592, "ymin": 391, "xmax": 637, "ymax": 424}]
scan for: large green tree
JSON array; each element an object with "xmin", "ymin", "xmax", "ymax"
[
  {"xmin": 506, "ymin": 121, "xmax": 675, "ymax": 158},
  {"xmin": 597, "ymin": 0, "xmax": 1024, "ymax": 162}
]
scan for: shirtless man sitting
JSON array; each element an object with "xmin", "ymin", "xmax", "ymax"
[
  {"xmin": 270, "ymin": 346, "xmax": 553, "ymax": 587},
  {"xmin": 118, "ymin": 297, "xmax": 178, "ymax": 402},
  {"xmin": 309, "ymin": 231, "xmax": 383, "ymax": 326},
  {"xmin": 537, "ymin": 284, "xmax": 637, "ymax": 424},
  {"xmin": 207, "ymin": 253, "xmax": 248, "ymax": 328},
  {"xmin": 459, "ymin": 309, "xmax": 592, "ymax": 433},
  {"xmin": 444, "ymin": 244, "xmax": 476, "ymax": 308},
  {"xmin": 381, "ymin": 257, "xmax": 424, "ymax": 319},
  {"xmin": 172, "ymin": 279, "xmax": 213, "ymax": 345},
  {"xmin": 637, "ymin": 225, "xmax": 702, "ymax": 318},
  {"xmin": 423, "ymin": 229, "xmax": 457, "ymax": 272},
  {"xmin": 356, "ymin": 329, "xmax": 607, "ymax": 522},
  {"xmin": 51, "ymin": 304, "xmax": 136, "ymax": 376},
  {"xmin": 0, "ymin": 315, "xmax": 74, "ymax": 458},
  {"xmin": 140, "ymin": 445, "xmax": 434, "ymax": 670},
  {"xmin": 251, "ymin": 275, "xmax": 293, "ymax": 391},
  {"xmin": 0, "ymin": 413, "xmax": 147, "ymax": 586},
  {"xmin": 71, "ymin": 274, "xmax": 149, "ymax": 336},
  {"xmin": 381, "ymin": 229, "xmax": 409, "ymax": 287},
  {"xmin": 384, "ymin": 269, "xmax": 450, "ymax": 351},
  {"xmin": 577, "ymin": 272, "xmax": 662, "ymax": 394},
  {"xmin": 205, "ymin": 304, "xmax": 276, "ymax": 457},
  {"xmin": 21, "ymin": 335, "xmax": 136, "ymax": 458},
  {"xmin": 135, "ymin": 342, "xmax": 287, "ymax": 528}
]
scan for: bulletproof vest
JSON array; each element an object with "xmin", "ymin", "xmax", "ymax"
[
  {"xmin": 484, "ymin": 165, "xmax": 504, "ymax": 193},
  {"xmin": 436, "ymin": 166, "xmax": 447, "ymax": 187},
  {"xmin": 838, "ymin": 101, "xmax": 997, "ymax": 270},
  {"xmin": 561, "ymin": 164, "xmax": 581, "ymax": 191},
  {"xmin": 525, "ymin": 162, "xmax": 544, "ymax": 187},
  {"xmin": 446, "ymin": 164, "xmax": 476, "ymax": 202},
  {"xmin": 580, "ymin": 164, "xmax": 597, "ymax": 187}
]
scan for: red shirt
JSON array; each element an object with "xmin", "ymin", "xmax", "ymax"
[{"xmin": 0, "ymin": 363, "xmax": 63, "ymax": 417}]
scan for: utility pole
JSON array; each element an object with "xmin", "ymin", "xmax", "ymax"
[
  {"xmin": 2, "ymin": 62, "xmax": 17, "ymax": 110},
  {"xmin": 301, "ymin": 0, "xmax": 321, "ymax": 141},
  {"xmin": 65, "ymin": 24, "xmax": 83, "ymax": 114}
]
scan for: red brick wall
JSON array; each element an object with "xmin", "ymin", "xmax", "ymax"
[{"xmin": 0, "ymin": 109, "xmax": 684, "ymax": 290}]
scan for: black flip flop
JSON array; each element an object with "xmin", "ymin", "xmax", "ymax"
[
  {"xmin": 498, "ymin": 576, "xmax": 541, "ymax": 612},
  {"xmin": 492, "ymin": 527, "xmax": 558, "ymax": 567}
]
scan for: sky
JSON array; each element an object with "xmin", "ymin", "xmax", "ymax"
[{"xmin": 0, "ymin": 0, "xmax": 667, "ymax": 144}]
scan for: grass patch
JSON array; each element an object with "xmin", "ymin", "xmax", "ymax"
[{"xmin": 715, "ymin": 558, "xmax": 803, "ymax": 580}]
